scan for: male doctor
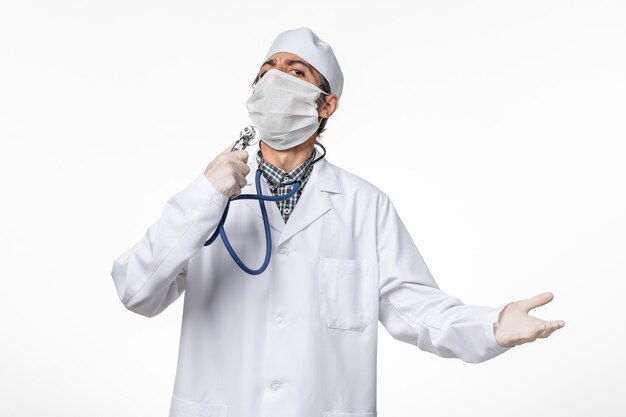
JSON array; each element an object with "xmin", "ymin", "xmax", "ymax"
[{"xmin": 112, "ymin": 27, "xmax": 565, "ymax": 417}]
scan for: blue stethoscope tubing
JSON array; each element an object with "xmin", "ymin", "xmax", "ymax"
[
  {"xmin": 203, "ymin": 142, "xmax": 325, "ymax": 275},
  {"xmin": 203, "ymin": 170, "xmax": 300, "ymax": 275}
]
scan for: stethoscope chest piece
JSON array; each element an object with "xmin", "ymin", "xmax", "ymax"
[{"xmin": 232, "ymin": 125, "xmax": 261, "ymax": 152}]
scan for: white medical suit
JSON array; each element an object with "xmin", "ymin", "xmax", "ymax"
[{"xmin": 112, "ymin": 145, "xmax": 512, "ymax": 417}]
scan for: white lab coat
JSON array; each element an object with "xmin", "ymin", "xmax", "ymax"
[{"xmin": 112, "ymin": 145, "xmax": 512, "ymax": 417}]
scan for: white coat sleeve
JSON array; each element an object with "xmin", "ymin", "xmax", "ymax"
[
  {"xmin": 377, "ymin": 193, "xmax": 513, "ymax": 363},
  {"xmin": 111, "ymin": 173, "xmax": 229, "ymax": 318}
]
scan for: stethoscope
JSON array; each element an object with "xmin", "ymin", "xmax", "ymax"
[{"xmin": 203, "ymin": 125, "xmax": 327, "ymax": 275}]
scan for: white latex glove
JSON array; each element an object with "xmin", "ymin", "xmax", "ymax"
[
  {"xmin": 203, "ymin": 142, "xmax": 251, "ymax": 198},
  {"xmin": 494, "ymin": 292, "xmax": 565, "ymax": 347}
]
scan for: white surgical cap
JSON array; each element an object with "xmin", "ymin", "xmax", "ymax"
[{"xmin": 264, "ymin": 27, "xmax": 344, "ymax": 98}]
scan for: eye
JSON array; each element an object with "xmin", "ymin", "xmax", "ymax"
[{"xmin": 290, "ymin": 69, "xmax": 305, "ymax": 77}]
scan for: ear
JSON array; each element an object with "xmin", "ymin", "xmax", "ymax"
[{"xmin": 318, "ymin": 94, "xmax": 339, "ymax": 119}]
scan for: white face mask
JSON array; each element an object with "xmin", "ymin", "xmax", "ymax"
[{"xmin": 246, "ymin": 68, "xmax": 328, "ymax": 151}]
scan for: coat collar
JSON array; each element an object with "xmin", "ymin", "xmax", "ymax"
[{"xmin": 242, "ymin": 144, "xmax": 341, "ymax": 246}]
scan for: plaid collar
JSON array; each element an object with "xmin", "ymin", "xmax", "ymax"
[{"xmin": 255, "ymin": 148, "xmax": 316, "ymax": 191}]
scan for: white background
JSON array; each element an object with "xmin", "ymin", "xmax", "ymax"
[{"xmin": 1, "ymin": 1, "xmax": 624, "ymax": 416}]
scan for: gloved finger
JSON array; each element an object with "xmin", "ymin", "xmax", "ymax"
[
  {"xmin": 539, "ymin": 321, "xmax": 564, "ymax": 338},
  {"xmin": 533, "ymin": 326, "xmax": 546, "ymax": 340},
  {"xmin": 520, "ymin": 330, "xmax": 539, "ymax": 344},
  {"xmin": 234, "ymin": 172, "xmax": 247, "ymax": 188},
  {"xmin": 535, "ymin": 324, "xmax": 550, "ymax": 339},
  {"xmin": 233, "ymin": 159, "xmax": 251, "ymax": 176},
  {"xmin": 519, "ymin": 292, "xmax": 554, "ymax": 313},
  {"xmin": 231, "ymin": 149, "xmax": 249, "ymax": 163},
  {"xmin": 241, "ymin": 162, "xmax": 251, "ymax": 177},
  {"xmin": 229, "ymin": 186, "xmax": 241, "ymax": 198},
  {"xmin": 533, "ymin": 322, "xmax": 556, "ymax": 340},
  {"xmin": 222, "ymin": 141, "xmax": 239, "ymax": 154}
]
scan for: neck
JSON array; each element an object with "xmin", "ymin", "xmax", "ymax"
[{"xmin": 260, "ymin": 134, "xmax": 317, "ymax": 171}]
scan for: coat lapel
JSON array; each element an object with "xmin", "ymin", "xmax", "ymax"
[
  {"xmin": 241, "ymin": 145, "xmax": 342, "ymax": 246},
  {"xmin": 275, "ymin": 150, "xmax": 341, "ymax": 247}
]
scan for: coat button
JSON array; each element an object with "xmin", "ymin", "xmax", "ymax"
[
  {"xmin": 270, "ymin": 382, "xmax": 282, "ymax": 392},
  {"xmin": 277, "ymin": 247, "xmax": 289, "ymax": 256},
  {"xmin": 274, "ymin": 316, "xmax": 285, "ymax": 325}
]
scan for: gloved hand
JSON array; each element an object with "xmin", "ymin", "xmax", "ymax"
[
  {"xmin": 493, "ymin": 292, "xmax": 565, "ymax": 347},
  {"xmin": 204, "ymin": 142, "xmax": 251, "ymax": 198}
]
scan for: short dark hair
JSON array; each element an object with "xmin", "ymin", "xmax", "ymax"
[{"xmin": 251, "ymin": 71, "xmax": 332, "ymax": 137}]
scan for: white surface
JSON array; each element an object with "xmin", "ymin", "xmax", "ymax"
[{"xmin": 0, "ymin": 1, "xmax": 623, "ymax": 416}]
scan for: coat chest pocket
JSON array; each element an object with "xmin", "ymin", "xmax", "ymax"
[
  {"xmin": 318, "ymin": 258, "xmax": 375, "ymax": 331},
  {"xmin": 171, "ymin": 396, "xmax": 228, "ymax": 417}
]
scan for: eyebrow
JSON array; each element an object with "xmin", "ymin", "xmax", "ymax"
[{"xmin": 260, "ymin": 58, "xmax": 316, "ymax": 74}]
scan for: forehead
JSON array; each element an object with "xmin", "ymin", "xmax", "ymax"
[{"xmin": 264, "ymin": 51, "xmax": 309, "ymax": 64}]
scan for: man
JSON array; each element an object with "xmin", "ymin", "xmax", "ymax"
[{"xmin": 112, "ymin": 27, "xmax": 565, "ymax": 417}]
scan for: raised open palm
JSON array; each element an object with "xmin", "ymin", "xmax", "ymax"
[{"xmin": 494, "ymin": 292, "xmax": 565, "ymax": 347}]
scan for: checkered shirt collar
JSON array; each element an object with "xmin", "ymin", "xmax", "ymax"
[{"xmin": 255, "ymin": 148, "xmax": 316, "ymax": 190}]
